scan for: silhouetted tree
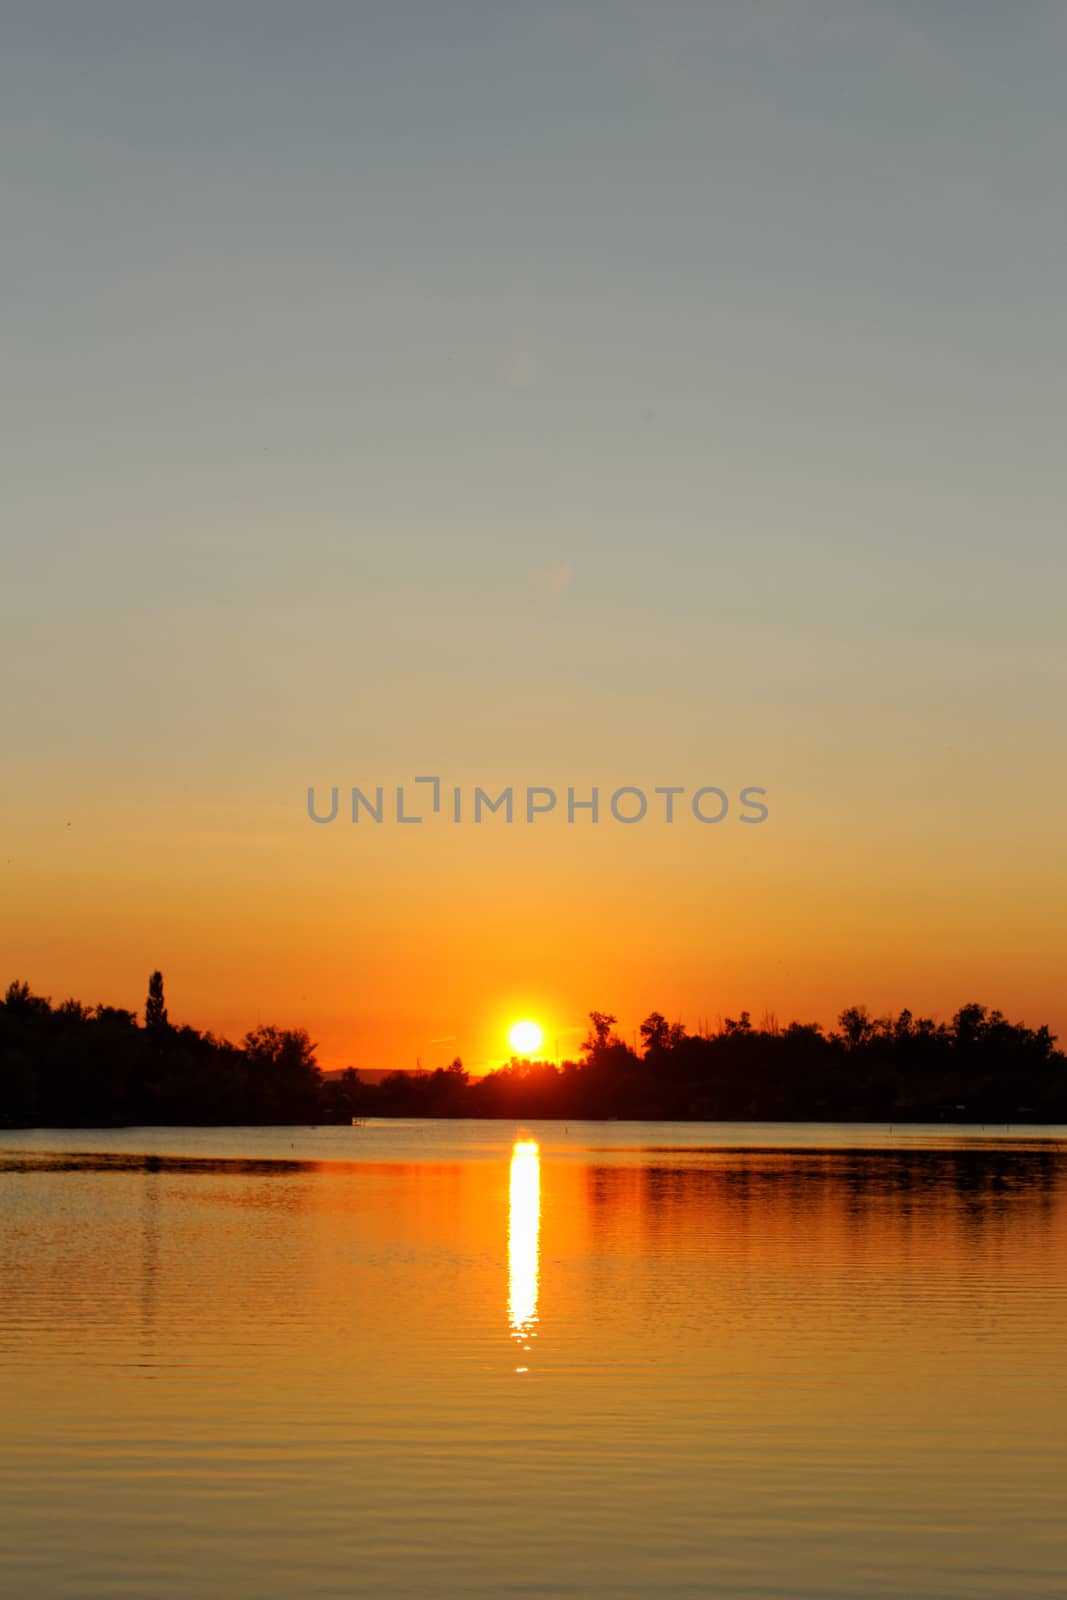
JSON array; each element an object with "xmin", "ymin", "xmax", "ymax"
[
  {"xmin": 838, "ymin": 1005, "xmax": 875, "ymax": 1049},
  {"xmin": 242, "ymin": 1024, "xmax": 321, "ymax": 1122},
  {"xmin": 640, "ymin": 1012, "xmax": 670, "ymax": 1052},
  {"xmin": 584, "ymin": 1011, "xmax": 618, "ymax": 1054},
  {"xmin": 640, "ymin": 1012, "xmax": 687, "ymax": 1056},
  {"xmin": 2, "ymin": 978, "xmax": 1064, "ymax": 1127},
  {"xmin": 145, "ymin": 970, "xmax": 169, "ymax": 1031}
]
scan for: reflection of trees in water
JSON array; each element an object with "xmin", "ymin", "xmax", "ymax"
[
  {"xmin": 579, "ymin": 1151, "xmax": 1067, "ymax": 1347},
  {"xmin": 0, "ymin": 1154, "xmax": 313, "ymax": 1175},
  {"xmin": 140, "ymin": 1165, "xmax": 160, "ymax": 1354},
  {"xmin": 584, "ymin": 1148, "xmax": 1065, "ymax": 1248},
  {"xmin": 0, "ymin": 1153, "xmax": 327, "ymax": 1357}
]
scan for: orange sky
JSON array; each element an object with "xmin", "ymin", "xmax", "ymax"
[{"xmin": 5, "ymin": 739, "xmax": 1065, "ymax": 1071}]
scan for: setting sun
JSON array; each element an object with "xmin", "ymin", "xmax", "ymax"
[{"xmin": 508, "ymin": 1020, "xmax": 544, "ymax": 1057}]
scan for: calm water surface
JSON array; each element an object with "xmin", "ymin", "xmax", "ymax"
[{"xmin": 1, "ymin": 1121, "xmax": 1065, "ymax": 1599}]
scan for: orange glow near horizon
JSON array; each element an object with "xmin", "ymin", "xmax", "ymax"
[{"xmin": 5, "ymin": 758, "xmax": 1067, "ymax": 1073}]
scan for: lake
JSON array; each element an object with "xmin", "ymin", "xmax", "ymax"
[{"xmin": 1, "ymin": 1121, "xmax": 1065, "ymax": 1598}]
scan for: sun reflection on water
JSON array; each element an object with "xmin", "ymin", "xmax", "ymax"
[{"xmin": 507, "ymin": 1137, "xmax": 541, "ymax": 1361}]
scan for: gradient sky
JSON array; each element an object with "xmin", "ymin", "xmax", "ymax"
[{"xmin": 3, "ymin": 1, "xmax": 1066, "ymax": 1069}]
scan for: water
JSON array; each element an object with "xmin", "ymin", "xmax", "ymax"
[{"xmin": 1, "ymin": 1122, "xmax": 1065, "ymax": 1599}]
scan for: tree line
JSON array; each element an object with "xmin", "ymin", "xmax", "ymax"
[
  {"xmin": 2, "ymin": 977, "xmax": 1065, "ymax": 1127},
  {"xmin": 0, "ymin": 974, "xmax": 320, "ymax": 1127}
]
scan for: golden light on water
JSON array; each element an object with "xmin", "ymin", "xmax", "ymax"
[{"xmin": 507, "ymin": 1137, "xmax": 541, "ymax": 1360}]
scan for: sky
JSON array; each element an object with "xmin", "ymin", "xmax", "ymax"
[{"xmin": 2, "ymin": 1, "xmax": 1066, "ymax": 1070}]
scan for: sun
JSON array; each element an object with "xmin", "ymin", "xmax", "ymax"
[{"xmin": 508, "ymin": 1019, "xmax": 544, "ymax": 1057}]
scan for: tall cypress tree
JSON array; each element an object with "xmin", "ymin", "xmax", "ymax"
[{"xmin": 145, "ymin": 970, "xmax": 169, "ymax": 1031}]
